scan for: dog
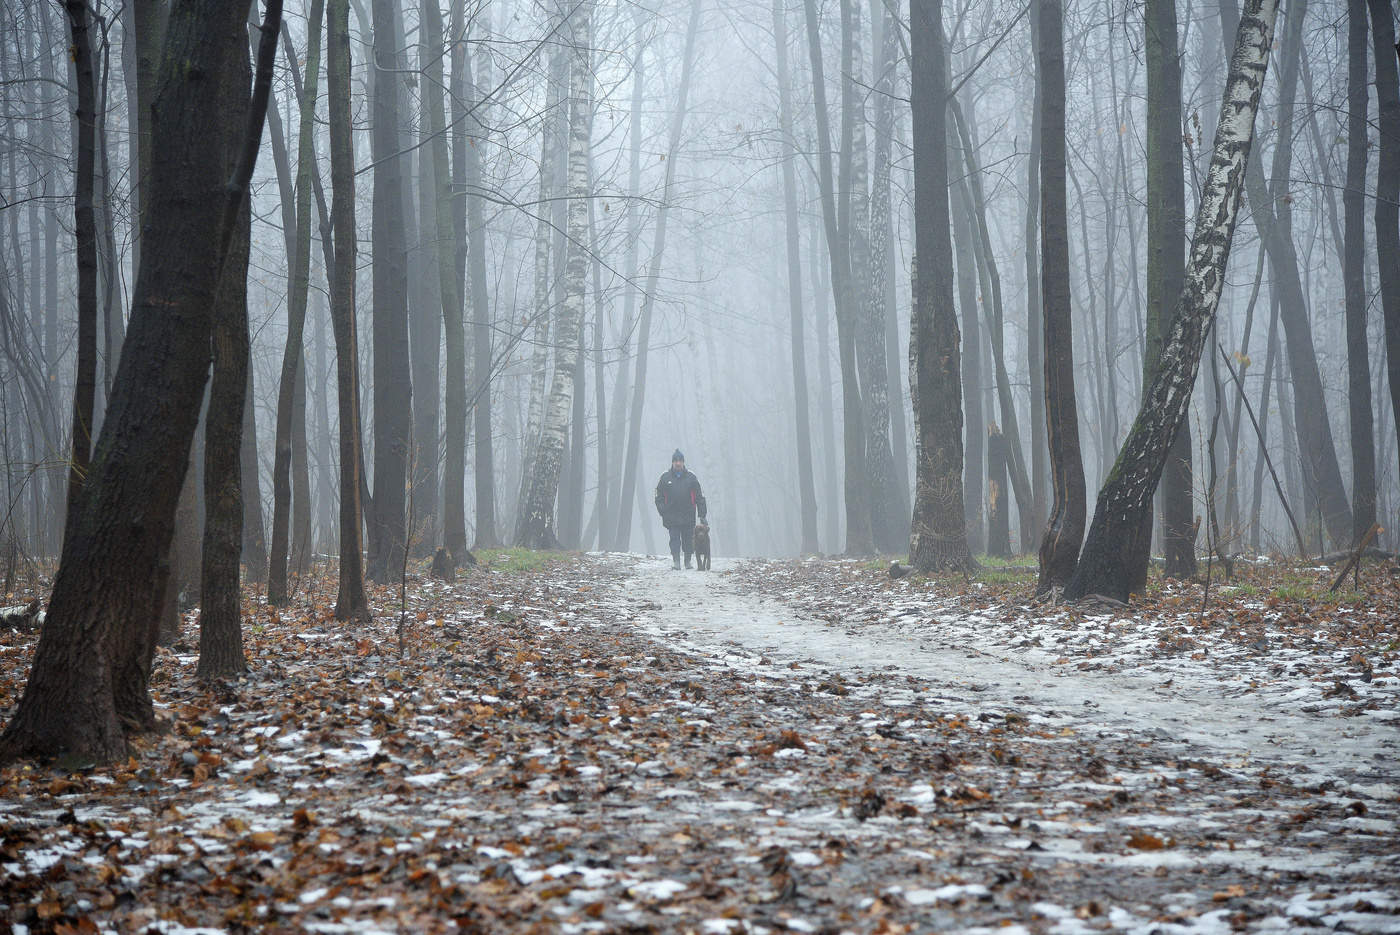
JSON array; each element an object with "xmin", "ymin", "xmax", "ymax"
[{"xmin": 693, "ymin": 522, "xmax": 711, "ymax": 571}]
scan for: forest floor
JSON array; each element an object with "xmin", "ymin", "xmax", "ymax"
[{"xmin": 1, "ymin": 549, "xmax": 1398, "ymax": 934}]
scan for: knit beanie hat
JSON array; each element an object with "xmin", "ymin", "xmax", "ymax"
[{"xmin": 672, "ymin": 449, "xmax": 685, "ymax": 462}]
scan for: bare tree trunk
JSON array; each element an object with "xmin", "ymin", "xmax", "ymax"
[
  {"xmin": 846, "ymin": 0, "xmax": 903, "ymax": 553},
  {"xmin": 987, "ymin": 426, "xmax": 1011, "ymax": 557},
  {"xmin": 951, "ymin": 101, "xmax": 1037, "ymax": 550},
  {"xmin": 199, "ymin": 44, "xmax": 253, "ymax": 678},
  {"xmin": 410, "ymin": 22, "xmax": 441, "ymax": 554},
  {"xmin": 908, "ymin": 0, "xmax": 971, "ymax": 573},
  {"xmin": 327, "ymin": 0, "xmax": 370, "ymax": 620},
  {"xmin": 1034, "ymin": 0, "xmax": 1085, "ymax": 592},
  {"xmin": 1067, "ymin": 0, "xmax": 1278, "ymax": 602},
  {"xmin": 805, "ymin": 0, "xmax": 873, "ymax": 555},
  {"xmin": 952, "ymin": 168, "xmax": 984, "ymax": 554},
  {"xmin": 612, "ymin": 0, "xmax": 703, "ymax": 551},
  {"xmin": 602, "ymin": 12, "xmax": 647, "ymax": 550},
  {"xmin": 63, "ymin": 0, "xmax": 98, "ymax": 524},
  {"xmin": 268, "ymin": 5, "xmax": 323, "ymax": 603},
  {"xmin": 560, "ymin": 319, "xmax": 587, "ymax": 549},
  {"xmin": 774, "ymin": 0, "xmax": 819, "ymax": 555},
  {"xmin": 588, "ymin": 159, "xmax": 610, "ymax": 550},
  {"xmin": 1138, "ymin": 0, "xmax": 1195, "ymax": 588},
  {"xmin": 420, "ymin": 0, "xmax": 467, "ymax": 565},
  {"xmin": 518, "ymin": 0, "xmax": 594, "ymax": 548},
  {"xmin": 1249, "ymin": 291, "xmax": 1280, "ymax": 552},
  {"xmin": 365, "ymin": 0, "xmax": 412, "ymax": 582},
  {"xmin": 1220, "ymin": 0, "xmax": 1354, "ymax": 549},
  {"xmin": 812, "ymin": 217, "xmax": 841, "ymax": 552},
  {"xmin": 239, "ymin": 369, "xmax": 267, "ymax": 584},
  {"xmin": 872, "ymin": 0, "xmax": 910, "ymax": 515},
  {"xmin": 1025, "ymin": 2, "xmax": 1047, "ymax": 541},
  {"xmin": 466, "ymin": 30, "xmax": 500, "ymax": 548},
  {"xmin": 516, "ymin": 22, "xmax": 565, "ymax": 541},
  {"xmin": 0, "ymin": 0, "xmax": 280, "ymax": 764},
  {"xmin": 1345, "ymin": 0, "xmax": 1376, "ymax": 541},
  {"xmin": 1370, "ymin": 0, "xmax": 1400, "ymax": 488}
]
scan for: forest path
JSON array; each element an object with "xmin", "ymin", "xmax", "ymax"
[{"xmin": 620, "ymin": 555, "xmax": 1398, "ymax": 787}]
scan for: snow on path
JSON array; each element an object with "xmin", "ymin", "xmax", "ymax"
[{"xmin": 621, "ymin": 556, "xmax": 1398, "ymax": 785}]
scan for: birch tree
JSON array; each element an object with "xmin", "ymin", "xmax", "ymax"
[
  {"xmin": 517, "ymin": 0, "xmax": 593, "ymax": 548},
  {"xmin": 1066, "ymin": 0, "xmax": 1279, "ymax": 602}
]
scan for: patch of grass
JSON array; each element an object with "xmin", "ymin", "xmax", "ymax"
[
  {"xmin": 857, "ymin": 554, "xmax": 904, "ymax": 571},
  {"xmin": 974, "ymin": 553, "xmax": 1033, "ymax": 568},
  {"xmin": 475, "ymin": 547, "xmax": 571, "ymax": 573},
  {"xmin": 977, "ymin": 569, "xmax": 1035, "ymax": 586}
]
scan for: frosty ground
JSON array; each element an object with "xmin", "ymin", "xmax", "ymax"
[{"xmin": 1, "ymin": 551, "xmax": 1397, "ymax": 934}]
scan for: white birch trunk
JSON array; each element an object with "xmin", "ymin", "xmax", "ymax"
[
  {"xmin": 517, "ymin": 0, "xmax": 592, "ymax": 548},
  {"xmin": 1065, "ymin": 0, "xmax": 1280, "ymax": 601}
]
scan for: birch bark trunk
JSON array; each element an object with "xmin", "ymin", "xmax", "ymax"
[
  {"xmin": 1066, "ymin": 0, "xmax": 1279, "ymax": 602},
  {"xmin": 517, "ymin": 0, "xmax": 594, "ymax": 548}
]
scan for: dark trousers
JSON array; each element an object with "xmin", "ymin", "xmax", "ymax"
[{"xmin": 667, "ymin": 524, "xmax": 695, "ymax": 558}]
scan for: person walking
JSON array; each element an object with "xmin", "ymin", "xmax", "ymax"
[{"xmin": 655, "ymin": 449, "xmax": 707, "ymax": 570}]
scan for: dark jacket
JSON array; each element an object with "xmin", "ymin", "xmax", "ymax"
[{"xmin": 655, "ymin": 469, "xmax": 706, "ymax": 528}]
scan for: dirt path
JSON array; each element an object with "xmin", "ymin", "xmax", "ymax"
[
  {"xmin": 2, "ymin": 552, "xmax": 1396, "ymax": 933},
  {"xmin": 624, "ymin": 557, "xmax": 1397, "ymax": 784}
]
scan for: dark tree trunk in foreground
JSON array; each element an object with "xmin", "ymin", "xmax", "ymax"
[
  {"xmin": 199, "ymin": 75, "xmax": 253, "ymax": 680},
  {"xmin": 1371, "ymin": 0, "xmax": 1400, "ymax": 490},
  {"xmin": 1066, "ymin": 0, "xmax": 1278, "ymax": 602},
  {"xmin": 0, "ymin": 0, "xmax": 279, "ymax": 764},
  {"xmin": 366, "ymin": 0, "xmax": 412, "ymax": 581},
  {"xmin": 774, "ymin": 0, "xmax": 819, "ymax": 555},
  {"xmin": 1346, "ymin": 0, "xmax": 1376, "ymax": 541},
  {"xmin": 327, "ymin": 0, "xmax": 370, "ymax": 620},
  {"xmin": 908, "ymin": 0, "xmax": 972, "ymax": 573},
  {"xmin": 1144, "ymin": 0, "xmax": 1195, "ymax": 583},
  {"xmin": 64, "ymin": 0, "xmax": 98, "ymax": 520},
  {"xmin": 1034, "ymin": 0, "xmax": 1085, "ymax": 593}
]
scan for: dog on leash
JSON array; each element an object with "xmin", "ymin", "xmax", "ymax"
[{"xmin": 693, "ymin": 522, "xmax": 711, "ymax": 570}]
